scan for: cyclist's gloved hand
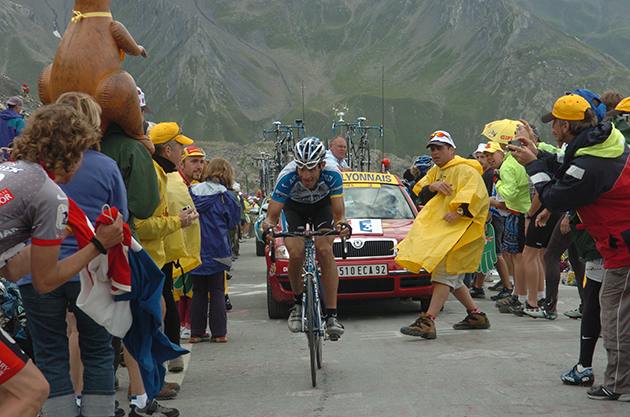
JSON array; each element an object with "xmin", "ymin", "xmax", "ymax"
[
  {"xmin": 336, "ymin": 221, "xmax": 352, "ymax": 238},
  {"xmin": 262, "ymin": 226, "xmax": 276, "ymax": 243}
]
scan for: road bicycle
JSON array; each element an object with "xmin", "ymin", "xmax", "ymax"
[
  {"xmin": 263, "ymin": 119, "xmax": 306, "ymax": 173},
  {"xmin": 253, "ymin": 152, "xmax": 274, "ymax": 198},
  {"xmin": 333, "ymin": 117, "xmax": 382, "ymax": 172},
  {"xmin": 268, "ymin": 224, "xmax": 348, "ymax": 387}
]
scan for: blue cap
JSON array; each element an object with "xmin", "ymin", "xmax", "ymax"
[{"xmin": 571, "ymin": 89, "xmax": 606, "ymax": 122}]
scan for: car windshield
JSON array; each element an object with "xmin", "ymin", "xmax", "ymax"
[{"xmin": 343, "ymin": 184, "xmax": 415, "ymax": 219}]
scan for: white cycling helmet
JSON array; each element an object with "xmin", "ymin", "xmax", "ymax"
[{"xmin": 294, "ymin": 137, "xmax": 326, "ymax": 169}]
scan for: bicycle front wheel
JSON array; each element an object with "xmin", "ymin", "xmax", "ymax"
[
  {"xmin": 305, "ymin": 273, "xmax": 317, "ymax": 387},
  {"xmin": 360, "ymin": 139, "xmax": 371, "ymax": 172}
]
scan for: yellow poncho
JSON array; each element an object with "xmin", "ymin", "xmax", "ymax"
[{"xmin": 395, "ymin": 156, "xmax": 489, "ymax": 274}]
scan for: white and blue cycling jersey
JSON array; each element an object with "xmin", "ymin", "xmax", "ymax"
[{"xmin": 271, "ymin": 160, "xmax": 344, "ymax": 204}]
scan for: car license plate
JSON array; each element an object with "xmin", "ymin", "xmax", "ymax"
[{"xmin": 338, "ymin": 264, "xmax": 387, "ymax": 277}]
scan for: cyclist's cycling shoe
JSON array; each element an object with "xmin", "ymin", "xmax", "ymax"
[
  {"xmin": 288, "ymin": 304, "xmax": 303, "ymax": 333},
  {"xmin": 326, "ymin": 316, "xmax": 345, "ymax": 341}
]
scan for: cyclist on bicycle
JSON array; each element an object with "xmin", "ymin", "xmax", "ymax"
[{"xmin": 263, "ymin": 137, "xmax": 351, "ymax": 339}]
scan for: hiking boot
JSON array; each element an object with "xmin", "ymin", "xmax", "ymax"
[
  {"xmin": 564, "ymin": 308, "xmax": 583, "ymax": 319},
  {"xmin": 326, "ymin": 316, "xmax": 345, "ymax": 341},
  {"xmin": 165, "ymin": 382, "xmax": 180, "ymax": 392},
  {"xmin": 499, "ymin": 300, "xmax": 521, "ymax": 313},
  {"xmin": 155, "ymin": 385, "xmax": 177, "ymax": 401},
  {"xmin": 400, "ymin": 312, "xmax": 436, "ymax": 339},
  {"xmin": 488, "ymin": 281, "xmax": 504, "ymax": 291},
  {"xmin": 561, "ymin": 364, "xmax": 594, "ymax": 386},
  {"xmin": 490, "ymin": 287, "xmax": 512, "ymax": 301},
  {"xmin": 495, "ymin": 295, "xmax": 518, "ymax": 308},
  {"xmin": 115, "ymin": 400, "xmax": 125, "ymax": 417},
  {"xmin": 586, "ymin": 386, "xmax": 630, "ymax": 401},
  {"xmin": 168, "ymin": 356, "xmax": 184, "ymax": 373},
  {"xmin": 524, "ymin": 305, "xmax": 557, "ymax": 320},
  {"xmin": 452, "ymin": 312, "xmax": 491, "ymax": 330},
  {"xmin": 129, "ymin": 399, "xmax": 179, "ymax": 417},
  {"xmin": 288, "ymin": 304, "xmax": 303, "ymax": 333},
  {"xmin": 469, "ymin": 286, "xmax": 485, "ymax": 299}
]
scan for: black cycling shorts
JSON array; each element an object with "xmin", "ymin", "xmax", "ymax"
[
  {"xmin": 525, "ymin": 209, "xmax": 562, "ymax": 249},
  {"xmin": 0, "ymin": 328, "xmax": 28, "ymax": 384},
  {"xmin": 283, "ymin": 195, "xmax": 334, "ymax": 232}
]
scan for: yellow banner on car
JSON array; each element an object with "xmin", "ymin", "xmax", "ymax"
[{"xmin": 342, "ymin": 172, "xmax": 398, "ymax": 185}]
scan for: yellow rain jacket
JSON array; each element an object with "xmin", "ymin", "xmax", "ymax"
[
  {"xmin": 135, "ymin": 160, "xmax": 182, "ymax": 269},
  {"xmin": 164, "ymin": 171, "xmax": 201, "ymax": 274},
  {"xmin": 396, "ymin": 156, "xmax": 489, "ymax": 274}
]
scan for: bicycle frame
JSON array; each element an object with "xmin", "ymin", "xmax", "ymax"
[{"xmin": 263, "ymin": 120, "xmax": 306, "ymax": 171}]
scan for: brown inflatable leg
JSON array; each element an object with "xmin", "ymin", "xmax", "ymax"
[
  {"xmin": 95, "ymin": 70, "xmax": 154, "ymax": 154},
  {"xmin": 38, "ymin": 64, "xmax": 53, "ymax": 105}
]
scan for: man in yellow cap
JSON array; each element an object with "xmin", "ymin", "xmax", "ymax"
[
  {"xmin": 132, "ymin": 122, "xmax": 199, "ymax": 405},
  {"xmin": 511, "ymin": 94, "xmax": 630, "ymax": 401}
]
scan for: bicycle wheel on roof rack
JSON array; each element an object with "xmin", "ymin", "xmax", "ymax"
[{"xmin": 359, "ymin": 139, "xmax": 370, "ymax": 172}]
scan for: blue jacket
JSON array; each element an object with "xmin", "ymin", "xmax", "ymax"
[
  {"xmin": 189, "ymin": 181, "xmax": 241, "ymax": 275},
  {"xmin": 0, "ymin": 108, "xmax": 24, "ymax": 158}
]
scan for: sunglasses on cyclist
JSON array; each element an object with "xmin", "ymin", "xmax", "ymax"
[{"xmin": 295, "ymin": 160, "xmax": 320, "ymax": 170}]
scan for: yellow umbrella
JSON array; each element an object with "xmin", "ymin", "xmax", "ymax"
[{"xmin": 481, "ymin": 119, "xmax": 520, "ymax": 144}]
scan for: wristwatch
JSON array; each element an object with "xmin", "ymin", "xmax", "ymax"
[
  {"xmin": 456, "ymin": 207, "xmax": 464, "ymax": 216},
  {"xmin": 524, "ymin": 213, "xmax": 531, "ymax": 219}
]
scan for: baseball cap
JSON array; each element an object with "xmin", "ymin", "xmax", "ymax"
[
  {"xmin": 148, "ymin": 122, "xmax": 194, "ymax": 145},
  {"xmin": 541, "ymin": 94, "xmax": 591, "ymax": 123},
  {"xmin": 136, "ymin": 86, "xmax": 153, "ymax": 114},
  {"xmin": 475, "ymin": 143, "xmax": 487, "ymax": 155},
  {"xmin": 426, "ymin": 130, "xmax": 456, "ymax": 148},
  {"xmin": 181, "ymin": 145, "xmax": 205, "ymax": 161},
  {"xmin": 6, "ymin": 96, "xmax": 23, "ymax": 106},
  {"xmin": 571, "ymin": 89, "xmax": 605, "ymax": 122},
  {"xmin": 483, "ymin": 141, "xmax": 503, "ymax": 154},
  {"xmin": 606, "ymin": 96, "xmax": 630, "ymax": 117}
]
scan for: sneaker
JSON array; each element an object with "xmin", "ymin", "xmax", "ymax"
[
  {"xmin": 168, "ymin": 356, "xmax": 184, "ymax": 373},
  {"xmin": 326, "ymin": 317, "xmax": 345, "ymax": 341},
  {"xmin": 510, "ymin": 303, "xmax": 535, "ymax": 317},
  {"xmin": 561, "ymin": 364, "xmax": 594, "ymax": 386},
  {"xmin": 488, "ymin": 281, "xmax": 504, "ymax": 291},
  {"xmin": 524, "ymin": 306, "xmax": 558, "ymax": 320},
  {"xmin": 115, "ymin": 400, "xmax": 125, "ymax": 417},
  {"xmin": 586, "ymin": 386, "xmax": 630, "ymax": 401},
  {"xmin": 452, "ymin": 312, "xmax": 491, "ymax": 330},
  {"xmin": 469, "ymin": 286, "xmax": 485, "ymax": 299},
  {"xmin": 490, "ymin": 287, "xmax": 512, "ymax": 301},
  {"xmin": 400, "ymin": 312, "xmax": 436, "ymax": 339},
  {"xmin": 210, "ymin": 335, "xmax": 227, "ymax": 343},
  {"xmin": 288, "ymin": 304, "xmax": 303, "ymax": 333},
  {"xmin": 496, "ymin": 295, "xmax": 519, "ymax": 308},
  {"xmin": 564, "ymin": 308, "xmax": 583, "ymax": 319},
  {"xmin": 189, "ymin": 333, "xmax": 210, "ymax": 343},
  {"xmin": 129, "ymin": 399, "xmax": 179, "ymax": 417},
  {"xmin": 225, "ymin": 295, "xmax": 233, "ymax": 311},
  {"xmin": 180, "ymin": 328, "xmax": 190, "ymax": 341},
  {"xmin": 498, "ymin": 300, "xmax": 521, "ymax": 314},
  {"xmin": 155, "ymin": 385, "xmax": 177, "ymax": 400}
]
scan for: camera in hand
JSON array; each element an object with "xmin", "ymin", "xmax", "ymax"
[
  {"xmin": 508, "ymin": 140, "xmax": 522, "ymax": 147},
  {"xmin": 181, "ymin": 205, "xmax": 192, "ymax": 212}
]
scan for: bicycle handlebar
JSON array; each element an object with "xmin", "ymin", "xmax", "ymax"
[{"xmin": 265, "ymin": 225, "xmax": 351, "ymax": 262}]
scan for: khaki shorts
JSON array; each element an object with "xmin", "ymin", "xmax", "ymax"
[{"xmin": 430, "ymin": 257, "xmax": 466, "ymax": 291}]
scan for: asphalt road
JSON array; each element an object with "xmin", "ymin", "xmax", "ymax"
[{"xmin": 116, "ymin": 240, "xmax": 626, "ymax": 417}]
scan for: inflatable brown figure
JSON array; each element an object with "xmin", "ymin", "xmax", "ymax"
[{"xmin": 38, "ymin": 0, "xmax": 154, "ymax": 153}]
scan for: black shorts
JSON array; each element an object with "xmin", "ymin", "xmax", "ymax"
[
  {"xmin": 525, "ymin": 209, "xmax": 562, "ymax": 249},
  {"xmin": 283, "ymin": 196, "xmax": 334, "ymax": 232},
  {"xmin": 491, "ymin": 215, "xmax": 505, "ymax": 256}
]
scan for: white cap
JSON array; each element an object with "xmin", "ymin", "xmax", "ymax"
[
  {"xmin": 475, "ymin": 143, "xmax": 487, "ymax": 155},
  {"xmin": 426, "ymin": 130, "xmax": 456, "ymax": 149}
]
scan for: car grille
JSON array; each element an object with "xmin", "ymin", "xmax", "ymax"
[{"xmin": 332, "ymin": 239, "xmax": 396, "ymax": 258}]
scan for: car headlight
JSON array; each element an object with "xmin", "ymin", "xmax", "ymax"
[{"xmin": 275, "ymin": 245, "xmax": 289, "ymax": 260}]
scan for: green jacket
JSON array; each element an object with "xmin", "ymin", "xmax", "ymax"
[
  {"xmin": 611, "ymin": 114, "xmax": 630, "ymax": 143},
  {"xmin": 495, "ymin": 152, "xmax": 531, "ymax": 214},
  {"xmin": 100, "ymin": 124, "xmax": 160, "ymax": 240}
]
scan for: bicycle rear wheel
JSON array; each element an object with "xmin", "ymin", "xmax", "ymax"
[
  {"xmin": 360, "ymin": 139, "xmax": 370, "ymax": 172},
  {"xmin": 305, "ymin": 273, "xmax": 317, "ymax": 387}
]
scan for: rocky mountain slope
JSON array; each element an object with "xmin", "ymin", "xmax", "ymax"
[{"xmin": 1, "ymin": 0, "xmax": 630, "ymax": 158}]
